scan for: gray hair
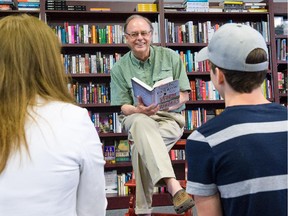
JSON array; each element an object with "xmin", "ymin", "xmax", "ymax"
[{"xmin": 124, "ymin": 15, "xmax": 154, "ymax": 33}]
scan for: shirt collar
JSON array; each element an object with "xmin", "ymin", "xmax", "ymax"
[{"xmin": 130, "ymin": 46, "xmax": 154, "ymax": 68}]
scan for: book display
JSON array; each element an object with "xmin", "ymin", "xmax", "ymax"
[{"xmin": 0, "ymin": 0, "xmax": 286, "ymax": 210}]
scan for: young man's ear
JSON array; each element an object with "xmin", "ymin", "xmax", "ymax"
[{"xmin": 215, "ymin": 67, "xmax": 225, "ymax": 84}]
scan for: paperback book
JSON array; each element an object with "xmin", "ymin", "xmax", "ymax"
[
  {"xmin": 103, "ymin": 140, "xmax": 116, "ymax": 164},
  {"xmin": 131, "ymin": 76, "xmax": 180, "ymax": 110},
  {"xmin": 115, "ymin": 139, "xmax": 130, "ymax": 162}
]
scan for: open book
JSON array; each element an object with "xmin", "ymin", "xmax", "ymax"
[{"xmin": 131, "ymin": 76, "xmax": 180, "ymax": 110}]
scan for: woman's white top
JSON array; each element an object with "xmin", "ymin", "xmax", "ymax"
[{"xmin": 0, "ymin": 98, "xmax": 107, "ymax": 216}]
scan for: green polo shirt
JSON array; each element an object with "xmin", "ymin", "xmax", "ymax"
[{"xmin": 110, "ymin": 45, "xmax": 190, "ymax": 112}]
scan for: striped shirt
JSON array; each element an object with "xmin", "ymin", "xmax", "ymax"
[{"xmin": 186, "ymin": 103, "xmax": 288, "ymax": 216}]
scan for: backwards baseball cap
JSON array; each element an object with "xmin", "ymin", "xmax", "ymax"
[{"xmin": 197, "ymin": 23, "xmax": 269, "ymax": 72}]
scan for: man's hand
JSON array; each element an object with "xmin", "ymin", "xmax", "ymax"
[{"xmin": 136, "ymin": 96, "xmax": 159, "ymax": 116}]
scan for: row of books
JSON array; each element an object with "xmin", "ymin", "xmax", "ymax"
[
  {"xmin": 63, "ymin": 49, "xmax": 212, "ymax": 75},
  {"xmin": 170, "ymin": 149, "xmax": 185, "ymax": 160},
  {"xmin": 275, "ymin": 39, "xmax": 287, "ymax": 61},
  {"xmin": 278, "ymin": 72, "xmax": 287, "ymax": 94},
  {"xmin": 89, "ymin": 112, "xmax": 122, "ymax": 134},
  {"xmin": 62, "ymin": 49, "xmax": 214, "ymax": 76},
  {"xmin": 63, "ymin": 50, "xmax": 207, "ymax": 75},
  {"xmin": 177, "ymin": 49, "xmax": 209, "ymax": 73},
  {"xmin": 165, "ymin": 20, "xmax": 269, "ymax": 44},
  {"xmin": 165, "ymin": 20, "xmax": 213, "ymax": 44},
  {"xmin": 103, "ymin": 139, "xmax": 187, "ymax": 165},
  {"xmin": 87, "ymin": 108, "xmax": 230, "ymax": 135},
  {"xmin": 103, "ymin": 139, "xmax": 130, "ymax": 164},
  {"xmin": 189, "ymin": 78, "xmax": 272, "ymax": 102},
  {"xmin": 85, "ymin": 108, "xmax": 233, "ymax": 135},
  {"xmin": 51, "ymin": 24, "xmax": 125, "ymax": 45},
  {"xmin": 51, "ymin": 21, "xmax": 160, "ymax": 45},
  {"xmin": 105, "ymin": 170, "xmax": 132, "ymax": 195},
  {"xmin": 67, "ymin": 76, "xmax": 272, "ymax": 113},
  {"xmin": 105, "ymin": 170, "xmax": 172, "ymax": 196},
  {"xmin": 182, "ymin": 108, "xmax": 224, "ymax": 130},
  {"xmin": 63, "ymin": 52, "xmax": 122, "ymax": 75},
  {"xmin": 68, "ymin": 82, "xmax": 110, "ymax": 105},
  {"xmin": 190, "ymin": 79, "xmax": 222, "ymax": 101}
]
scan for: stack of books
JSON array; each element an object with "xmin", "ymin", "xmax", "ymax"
[
  {"xmin": 243, "ymin": 2, "xmax": 267, "ymax": 12},
  {"xmin": 66, "ymin": 5, "xmax": 85, "ymax": 11},
  {"xmin": 208, "ymin": 3, "xmax": 224, "ymax": 12},
  {"xmin": 219, "ymin": 1, "xmax": 244, "ymax": 12},
  {"xmin": 46, "ymin": 0, "xmax": 66, "ymax": 10},
  {"xmin": 90, "ymin": 7, "xmax": 111, "ymax": 12},
  {"xmin": 137, "ymin": 3, "xmax": 157, "ymax": 12},
  {"xmin": 0, "ymin": 0, "xmax": 15, "ymax": 10},
  {"xmin": 18, "ymin": 0, "xmax": 40, "ymax": 11},
  {"xmin": 46, "ymin": 0, "xmax": 85, "ymax": 11},
  {"xmin": 183, "ymin": 0, "xmax": 209, "ymax": 12},
  {"xmin": 163, "ymin": 3, "xmax": 185, "ymax": 11}
]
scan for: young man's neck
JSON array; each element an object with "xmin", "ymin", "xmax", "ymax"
[{"xmin": 224, "ymin": 88, "xmax": 270, "ymax": 107}]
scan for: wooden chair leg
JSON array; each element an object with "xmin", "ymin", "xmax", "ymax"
[{"xmin": 125, "ymin": 186, "xmax": 136, "ymax": 216}]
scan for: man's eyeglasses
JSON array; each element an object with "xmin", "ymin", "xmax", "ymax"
[{"xmin": 125, "ymin": 30, "xmax": 152, "ymax": 39}]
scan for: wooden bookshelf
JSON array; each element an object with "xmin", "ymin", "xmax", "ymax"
[
  {"xmin": 1, "ymin": 0, "xmax": 285, "ymax": 210},
  {"xmin": 270, "ymin": 2, "xmax": 287, "ymax": 106}
]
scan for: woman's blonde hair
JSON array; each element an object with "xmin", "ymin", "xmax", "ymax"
[{"xmin": 0, "ymin": 14, "xmax": 74, "ymax": 173}]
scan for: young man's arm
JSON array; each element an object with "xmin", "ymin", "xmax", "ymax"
[{"xmin": 192, "ymin": 193, "xmax": 223, "ymax": 216}]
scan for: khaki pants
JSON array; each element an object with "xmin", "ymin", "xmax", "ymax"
[{"xmin": 121, "ymin": 111, "xmax": 185, "ymax": 214}]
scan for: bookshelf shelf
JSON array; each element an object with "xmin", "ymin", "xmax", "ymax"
[
  {"xmin": 0, "ymin": 10, "xmax": 39, "ymax": 17},
  {"xmin": 106, "ymin": 193, "xmax": 173, "ymax": 210},
  {"xmin": 70, "ymin": 73, "xmax": 111, "ymax": 78},
  {"xmin": 166, "ymin": 43, "xmax": 207, "ymax": 47},
  {"xmin": 105, "ymin": 162, "xmax": 132, "ymax": 169},
  {"xmin": 187, "ymin": 72, "xmax": 210, "ymax": 76},
  {"xmin": 45, "ymin": 11, "xmax": 159, "ymax": 22},
  {"xmin": 186, "ymin": 100, "xmax": 225, "ymax": 105},
  {"xmin": 99, "ymin": 132, "xmax": 127, "ymax": 138},
  {"xmin": 105, "ymin": 159, "xmax": 185, "ymax": 169},
  {"xmin": 62, "ymin": 44, "xmax": 129, "ymax": 48},
  {"xmin": 1, "ymin": 0, "xmax": 284, "ymax": 210},
  {"xmin": 275, "ymin": 35, "xmax": 288, "ymax": 39}
]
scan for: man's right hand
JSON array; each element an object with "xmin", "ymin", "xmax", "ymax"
[{"xmin": 135, "ymin": 96, "xmax": 159, "ymax": 116}]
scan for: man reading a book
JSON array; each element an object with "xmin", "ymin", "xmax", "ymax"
[{"xmin": 110, "ymin": 15, "xmax": 193, "ymax": 215}]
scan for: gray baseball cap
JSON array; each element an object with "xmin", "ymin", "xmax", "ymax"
[{"xmin": 197, "ymin": 23, "xmax": 269, "ymax": 72}]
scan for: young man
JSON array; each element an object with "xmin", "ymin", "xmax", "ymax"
[
  {"xmin": 186, "ymin": 23, "xmax": 287, "ymax": 216},
  {"xmin": 110, "ymin": 15, "xmax": 194, "ymax": 215}
]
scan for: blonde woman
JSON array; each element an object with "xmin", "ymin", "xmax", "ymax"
[{"xmin": 0, "ymin": 14, "xmax": 107, "ymax": 216}]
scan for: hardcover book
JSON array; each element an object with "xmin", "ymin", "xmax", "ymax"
[
  {"xmin": 131, "ymin": 76, "xmax": 180, "ymax": 110},
  {"xmin": 103, "ymin": 140, "xmax": 116, "ymax": 164},
  {"xmin": 115, "ymin": 139, "xmax": 130, "ymax": 162},
  {"xmin": 104, "ymin": 170, "xmax": 118, "ymax": 194}
]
